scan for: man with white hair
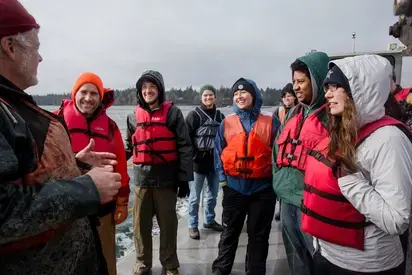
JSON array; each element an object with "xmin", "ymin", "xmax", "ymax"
[{"xmin": 0, "ymin": 1, "xmax": 122, "ymax": 274}]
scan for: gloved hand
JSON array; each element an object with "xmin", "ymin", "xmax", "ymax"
[
  {"xmin": 177, "ymin": 181, "xmax": 190, "ymax": 198},
  {"xmin": 114, "ymin": 196, "xmax": 129, "ymax": 225}
]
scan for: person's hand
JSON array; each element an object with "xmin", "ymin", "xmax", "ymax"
[
  {"xmin": 75, "ymin": 139, "xmax": 117, "ymax": 168},
  {"xmin": 87, "ymin": 165, "xmax": 121, "ymax": 203},
  {"xmin": 406, "ymin": 93, "xmax": 412, "ymax": 104},
  {"xmin": 177, "ymin": 181, "xmax": 189, "ymax": 198},
  {"xmin": 114, "ymin": 196, "xmax": 128, "ymax": 225}
]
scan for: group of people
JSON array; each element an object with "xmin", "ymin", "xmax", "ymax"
[{"xmin": 1, "ymin": 1, "xmax": 412, "ymax": 275}]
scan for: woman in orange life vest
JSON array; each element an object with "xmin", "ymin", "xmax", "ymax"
[
  {"xmin": 300, "ymin": 55, "xmax": 412, "ymax": 275},
  {"xmin": 212, "ymin": 78, "xmax": 280, "ymax": 275},
  {"xmin": 54, "ymin": 72, "xmax": 130, "ymax": 275}
]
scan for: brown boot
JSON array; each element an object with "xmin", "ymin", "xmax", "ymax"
[
  {"xmin": 189, "ymin": 227, "xmax": 200, "ymax": 240},
  {"xmin": 165, "ymin": 268, "xmax": 179, "ymax": 275}
]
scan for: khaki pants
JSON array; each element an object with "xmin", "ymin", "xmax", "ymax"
[
  {"xmin": 133, "ymin": 187, "xmax": 179, "ymax": 272},
  {"xmin": 97, "ymin": 212, "xmax": 117, "ymax": 275}
]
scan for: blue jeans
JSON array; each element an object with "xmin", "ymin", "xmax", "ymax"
[
  {"xmin": 280, "ymin": 200, "xmax": 315, "ymax": 275},
  {"xmin": 188, "ymin": 172, "xmax": 219, "ymax": 228}
]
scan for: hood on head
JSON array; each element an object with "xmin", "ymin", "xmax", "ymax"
[
  {"xmin": 101, "ymin": 88, "xmax": 114, "ymax": 110},
  {"xmin": 329, "ymin": 55, "xmax": 393, "ymax": 128},
  {"xmin": 232, "ymin": 78, "xmax": 262, "ymax": 116},
  {"xmin": 295, "ymin": 51, "xmax": 330, "ymax": 108},
  {"xmin": 136, "ymin": 70, "xmax": 165, "ymax": 109}
]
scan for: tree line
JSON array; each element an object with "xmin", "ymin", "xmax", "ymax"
[{"xmin": 33, "ymin": 86, "xmax": 283, "ymax": 106}]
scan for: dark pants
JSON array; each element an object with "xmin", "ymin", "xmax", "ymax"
[
  {"xmin": 281, "ymin": 200, "xmax": 315, "ymax": 275},
  {"xmin": 212, "ymin": 186, "xmax": 276, "ymax": 275},
  {"xmin": 399, "ymin": 228, "xmax": 409, "ymax": 274},
  {"xmin": 314, "ymin": 253, "xmax": 404, "ymax": 275}
]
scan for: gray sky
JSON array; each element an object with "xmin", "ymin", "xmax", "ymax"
[{"xmin": 20, "ymin": 0, "xmax": 411, "ymax": 95}]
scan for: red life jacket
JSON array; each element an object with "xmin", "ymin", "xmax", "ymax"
[
  {"xmin": 301, "ymin": 115, "xmax": 412, "ymax": 251},
  {"xmin": 58, "ymin": 100, "xmax": 115, "ymax": 154},
  {"xmin": 221, "ymin": 112, "xmax": 273, "ymax": 179},
  {"xmin": 132, "ymin": 101, "xmax": 178, "ymax": 164},
  {"xmin": 276, "ymin": 104, "xmax": 328, "ymax": 171},
  {"xmin": 395, "ymin": 88, "xmax": 411, "ymax": 102}
]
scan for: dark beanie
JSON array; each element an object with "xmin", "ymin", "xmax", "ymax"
[
  {"xmin": 323, "ymin": 65, "xmax": 351, "ymax": 93},
  {"xmin": 232, "ymin": 78, "xmax": 256, "ymax": 99},
  {"xmin": 199, "ymin": 84, "xmax": 216, "ymax": 95},
  {"xmin": 0, "ymin": 0, "xmax": 40, "ymax": 39}
]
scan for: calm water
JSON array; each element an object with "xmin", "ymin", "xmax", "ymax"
[{"xmin": 41, "ymin": 104, "xmax": 278, "ymax": 260}]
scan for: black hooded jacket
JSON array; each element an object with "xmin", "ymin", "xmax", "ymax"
[
  {"xmin": 185, "ymin": 104, "xmax": 224, "ymax": 174},
  {"xmin": 125, "ymin": 70, "xmax": 193, "ymax": 187}
]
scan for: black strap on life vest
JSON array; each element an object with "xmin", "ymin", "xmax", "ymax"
[
  {"xmin": 303, "ymin": 183, "xmax": 349, "ymax": 203},
  {"xmin": 234, "ymin": 156, "xmax": 255, "ymax": 175},
  {"xmin": 306, "ymin": 149, "xmax": 336, "ymax": 169},
  {"xmin": 132, "ymin": 135, "xmax": 176, "ymax": 165},
  {"xmin": 132, "ymin": 137, "xmax": 176, "ymax": 146},
  {"xmin": 69, "ymin": 128, "xmax": 111, "ymax": 141},
  {"xmin": 136, "ymin": 121, "xmax": 167, "ymax": 128},
  {"xmin": 300, "ymin": 204, "xmax": 372, "ymax": 229}
]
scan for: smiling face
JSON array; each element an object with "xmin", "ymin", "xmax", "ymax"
[
  {"xmin": 201, "ymin": 90, "xmax": 216, "ymax": 108},
  {"xmin": 75, "ymin": 83, "xmax": 101, "ymax": 117},
  {"xmin": 324, "ymin": 84, "xmax": 348, "ymax": 116},
  {"xmin": 233, "ymin": 89, "xmax": 253, "ymax": 109},
  {"xmin": 141, "ymin": 80, "xmax": 159, "ymax": 106},
  {"xmin": 293, "ymin": 70, "xmax": 313, "ymax": 104},
  {"xmin": 282, "ymin": 92, "xmax": 296, "ymax": 108}
]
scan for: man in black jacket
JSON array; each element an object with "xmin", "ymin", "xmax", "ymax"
[
  {"xmin": 0, "ymin": 1, "xmax": 121, "ymax": 274},
  {"xmin": 185, "ymin": 84, "xmax": 224, "ymax": 240},
  {"xmin": 125, "ymin": 70, "xmax": 193, "ymax": 275}
]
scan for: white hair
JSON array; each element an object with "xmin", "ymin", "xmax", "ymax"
[
  {"xmin": 0, "ymin": 28, "xmax": 39, "ymax": 56},
  {"xmin": 12, "ymin": 28, "xmax": 39, "ymax": 49}
]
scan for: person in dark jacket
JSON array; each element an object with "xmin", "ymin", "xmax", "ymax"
[
  {"xmin": 125, "ymin": 70, "xmax": 193, "ymax": 275},
  {"xmin": 0, "ymin": 1, "xmax": 122, "ymax": 274},
  {"xmin": 185, "ymin": 84, "xmax": 225, "ymax": 240},
  {"xmin": 273, "ymin": 83, "xmax": 298, "ymax": 222},
  {"xmin": 273, "ymin": 83, "xmax": 298, "ymax": 124}
]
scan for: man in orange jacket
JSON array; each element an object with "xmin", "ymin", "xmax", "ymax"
[{"xmin": 54, "ymin": 72, "xmax": 130, "ymax": 275}]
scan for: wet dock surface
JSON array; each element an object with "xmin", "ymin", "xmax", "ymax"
[{"xmin": 117, "ymin": 195, "xmax": 290, "ymax": 275}]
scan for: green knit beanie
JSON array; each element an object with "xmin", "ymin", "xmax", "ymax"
[{"xmin": 199, "ymin": 84, "xmax": 216, "ymax": 95}]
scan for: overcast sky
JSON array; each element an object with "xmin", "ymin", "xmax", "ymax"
[{"xmin": 20, "ymin": 0, "xmax": 411, "ymax": 95}]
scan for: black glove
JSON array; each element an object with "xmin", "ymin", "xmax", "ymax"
[{"xmin": 177, "ymin": 181, "xmax": 189, "ymax": 198}]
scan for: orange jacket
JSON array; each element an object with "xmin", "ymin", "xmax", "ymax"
[{"xmin": 221, "ymin": 113, "xmax": 273, "ymax": 179}]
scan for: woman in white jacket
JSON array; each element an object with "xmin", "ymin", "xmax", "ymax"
[{"xmin": 300, "ymin": 54, "xmax": 412, "ymax": 274}]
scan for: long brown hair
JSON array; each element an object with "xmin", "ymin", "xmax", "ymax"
[{"xmin": 327, "ymin": 94, "xmax": 358, "ymax": 172}]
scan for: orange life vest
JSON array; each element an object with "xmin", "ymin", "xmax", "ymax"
[
  {"xmin": 301, "ymin": 115, "xmax": 412, "ymax": 251},
  {"xmin": 0, "ymin": 99, "xmax": 81, "ymax": 253},
  {"xmin": 276, "ymin": 104, "xmax": 328, "ymax": 171},
  {"xmin": 59, "ymin": 100, "xmax": 115, "ymax": 154},
  {"xmin": 278, "ymin": 107, "xmax": 287, "ymax": 124},
  {"xmin": 132, "ymin": 101, "xmax": 178, "ymax": 164},
  {"xmin": 221, "ymin": 112, "xmax": 273, "ymax": 179}
]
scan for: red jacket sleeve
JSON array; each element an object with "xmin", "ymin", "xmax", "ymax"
[{"xmin": 113, "ymin": 127, "xmax": 130, "ymax": 198}]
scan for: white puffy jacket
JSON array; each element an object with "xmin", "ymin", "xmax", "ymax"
[{"xmin": 317, "ymin": 55, "xmax": 412, "ymax": 272}]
